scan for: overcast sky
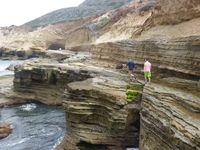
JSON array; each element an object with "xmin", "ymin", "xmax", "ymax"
[{"xmin": 0, "ymin": 0, "xmax": 85, "ymax": 27}]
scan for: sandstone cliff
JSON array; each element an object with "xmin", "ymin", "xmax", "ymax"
[
  {"xmin": 0, "ymin": 17, "xmax": 94, "ymax": 54},
  {"xmin": 1, "ymin": 0, "xmax": 200, "ymax": 56},
  {"xmin": 12, "ymin": 52, "xmax": 142, "ymax": 149},
  {"xmin": 140, "ymin": 82, "xmax": 200, "ymax": 150}
]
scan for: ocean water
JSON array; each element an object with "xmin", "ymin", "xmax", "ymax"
[
  {"xmin": 0, "ymin": 60, "xmax": 66, "ymax": 150},
  {"xmin": 0, "ymin": 103, "xmax": 66, "ymax": 150},
  {"xmin": 0, "ymin": 60, "xmax": 22, "ymax": 76}
]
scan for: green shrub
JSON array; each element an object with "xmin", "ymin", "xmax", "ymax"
[{"xmin": 126, "ymin": 89, "xmax": 138, "ymax": 102}]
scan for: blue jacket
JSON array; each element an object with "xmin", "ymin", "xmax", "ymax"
[{"xmin": 127, "ymin": 60, "xmax": 135, "ymax": 70}]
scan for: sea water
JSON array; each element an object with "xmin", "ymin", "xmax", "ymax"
[{"xmin": 0, "ymin": 60, "xmax": 22, "ymax": 76}]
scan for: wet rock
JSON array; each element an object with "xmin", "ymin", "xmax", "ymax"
[{"xmin": 0, "ymin": 123, "xmax": 12, "ymax": 139}]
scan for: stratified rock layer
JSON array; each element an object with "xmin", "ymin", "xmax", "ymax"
[
  {"xmin": 61, "ymin": 77, "xmax": 141, "ymax": 150},
  {"xmin": 13, "ymin": 52, "xmax": 142, "ymax": 149},
  {"xmin": 6, "ymin": 0, "xmax": 200, "ymax": 150},
  {"xmin": 140, "ymin": 82, "xmax": 200, "ymax": 150},
  {"xmin": 89, "ymin": 37, "xmax": 200, "ymax": 78}
]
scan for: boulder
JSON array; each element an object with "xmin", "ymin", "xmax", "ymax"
[{"xmin": 0, "ymin": 123, "xmax": 12, "ymax": 139}]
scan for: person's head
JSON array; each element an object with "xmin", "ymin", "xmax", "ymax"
[
  {"xmin": 144, "ymin": 59, "xmax": 147, "ymax": 62},
  {"xmin": 128, "ymin": 58, "xmax": 132, "ymax": 61}
]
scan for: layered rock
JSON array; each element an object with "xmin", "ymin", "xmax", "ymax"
[
  {"xmin": 0, "ymin": 17, "xmax": 94, "ymax": 52},
  {"xmin": 13, "ymin": 51, "xmax": 122, "ymax": 105},
  {"xmin": 13, "ymin": 60, "xmax": 90, "ymax": 105},
  {"xmin": 140, "ymin": 82, "xmax": 200, "ymax": 150},
  {"xmin": 2, "ymin": 0, "xmax": 200, "ymax": 150},
  {"xmin": 59, "ymin": 77, "xmax": 142, "ymax": 150},
  {"xmin": 0, "ymin": 47, "xmax": 46, "ymax": 60},
  {"xmin": 89, "ymin": 36, "xmax": 200, "ymax": 78},
  {"xmin": 12, "ymin": 51, "xmax": 143, "ymax": 149}
]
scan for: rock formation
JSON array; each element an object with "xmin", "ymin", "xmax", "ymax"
[
  {"xmin": 140, "ymin": 82, "xmax": 200, "ymax": 150},
  {"xmin": 0, "ymin": 17, "xmax": 94, "ymax": 54},
  {"xmin": 1, "ymin": 0, "xmax": 200, "ymax": 149},
  {"xmin": 0, "ymin": 123, "xmax": 12, "ymax": 139},
  {"xmin": 60, "ymin": 77, "xmax": 141, "ymax": 150},
  {"xmin": 12, "ymin": 51, "xmax": 143, "ymax": 149},
  {"xmin": 89, "ymin": 37, "xmax": 200, "ymax": 78}
]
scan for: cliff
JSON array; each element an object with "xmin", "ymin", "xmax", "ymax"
[
  {"xmin": 13, "ymin": 51, "xmax": 142, "ymax": 149},
  {"xmin": 140, "ymin": 82, "xmax": 200, "ymax": 150},
  {"xmin": 1, "ymin": 0, "xmax": 200, "ymax": 55},
  {"xmin": 61, "ymin": 77, "xmax": 141, "ymax": 149},
  {"xmin": 0, "ymin": 17, "xmax": 94, "ymax": 53}
]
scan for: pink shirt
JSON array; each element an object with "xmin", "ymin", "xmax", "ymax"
[{"xmin": 144, "ymin": 61, "xmax": 151, "ymax": 71}]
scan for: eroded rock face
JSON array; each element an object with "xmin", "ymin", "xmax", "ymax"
[
  {"xmin": 153, "ymin": 0, "xmax": 200, "ymax": 25},
  {"xmin": 60, "ymin": 77, "xmax": 141, "ymax": 150},
  {"xmin": 0, "ymin": 17, "xmax": 94, "ymax": 52},
  {"xmin": 140, "ymin": 83, "xmax": 200, "ymax": 150},
  {"xmin": 12, "ymin": 52, "xmax": 143, "ymax": 149},
  {"xmin": 90, "ymin": 37, "xmax": 200, "ymax": 78},
  {"xmin": 13, "ymin": 61, "xmax": 92, "ymax": 105},
  {"xmin": 13, "ymin": 51, "xmax": 124, "ymax": 105},
  {"xmin": 0, "ymin": 48, "xmax": 46, "ymax": 60}
]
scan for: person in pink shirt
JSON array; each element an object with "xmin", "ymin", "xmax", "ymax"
[{"xmin": 144, "ymin": 59, "xmax": 152, "ymax": 83}]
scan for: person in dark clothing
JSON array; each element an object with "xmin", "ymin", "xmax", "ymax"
[
  {"xmin": 127, "ymin": 58, "xmax": 136, "ymax": 80},
  {"xmin": 127, "ymin": 58, "xmax": 135, "ymax": 73}
]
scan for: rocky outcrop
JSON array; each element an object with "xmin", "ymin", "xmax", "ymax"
[
  {"xmin": 87, "ymin": 35, "xmax": 200, "ymax": 150},
  {"xmin": 13, "ymin": 61, "xmax": 89, "ymax": 105},
  {"xmin": 0, "ymin": 17, "xmax": 94, "ymax": 52},
  {"xmin": 12, "ymin": 51, "xmax": 143, "ymax": 149},
  {"xmin": 65, "ymin": 27, "xmax": 93, "ymax": 48},
  {"xmin": 140, "ymin": 82, "xmax": 200, "ymax": 150},
  {"xmin": 12, "ymin": 51, "xmax": 120, "ymax": 105},
  {"xmin": 0, "ymin": 47, "xmax": 46, "ymax": 60},
  {"xmin": 89, "ymin": 37, "xmax": 200, "ymax": 78},
  {"xmin": 152, "ymin": 0, "xmax": 200, "ymax": 25},
  {"xmin": 59, "ymin": 77, "xmax": 142, "ymax": 150},
  {"xmin": 2, "ymin": 0, "xmax": 199, "ymax": 150},
  {"xmin": 0, "ymin": 123, "xmax": 12, "ymax": 139}
]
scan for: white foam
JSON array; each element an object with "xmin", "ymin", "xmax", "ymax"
[
  {"xmin": 20, "ymin": 103, "xmax": 37, "ymax": 111},
  {"xmin": 3, "ymin": 137, "xmax": 30, "ymax": 147}
]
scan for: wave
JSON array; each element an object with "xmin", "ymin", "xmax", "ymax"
[{"xmin": 20, "ymin": 103, "xmax": 37, "ymax": 112}]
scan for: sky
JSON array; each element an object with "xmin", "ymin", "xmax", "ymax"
[{"xmin": 0, "ymin": 0, "xmax": 85, "ymax": 27}]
